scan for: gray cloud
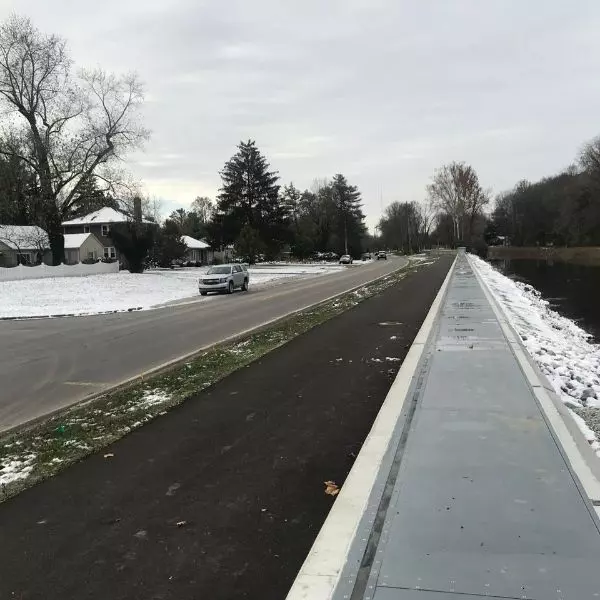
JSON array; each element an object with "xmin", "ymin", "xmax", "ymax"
[{"xmin": 4, "ymin": 0, "xmax": 600, "ymax": 228}]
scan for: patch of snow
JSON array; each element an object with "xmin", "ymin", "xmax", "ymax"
[
  {"xmin": 0, "ymin": 453, "xmax": 36, "ymax": 485},
  {"xmin": 470, "ymin": 255, "xmax": 600, "ymax": 450},
  {"xmin": 139, "ymin": 389, "xmax": 171, "ymax": 409},
  {"xmin": 0, "ymin": 264, "xmax": 341, "ymax": 318},
  {"xmin": 385, "ymin": 357, "xmax": 401, "ymax": 362}
]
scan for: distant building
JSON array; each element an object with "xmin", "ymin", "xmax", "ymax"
[
  {"xmin": 0, "ymin": 225, "xmax": 51, "ymax": 267},
  {"xmin": 62, "ymin": 207, "xmax": 155, "ymax": 262},
  {"xmin": 181, "ymin": 235, "xmax": 213, "ymax": 264}
]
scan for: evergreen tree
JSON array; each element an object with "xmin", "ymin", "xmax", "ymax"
[
  {"xmin": 235, "ymin": 224, "xmax": 265, "ymax": 264},
  {"xmin": 148, "ymin": 219, "xmax": 187, "ymax": 267},
  {"xmin": 215, "ymin": 140, "xmax": 287, "ymax": 257},
  {"xmin": 69, "ymin": 175, "xmax": 119, "ymax": 219},
  {"xmin": 110, "ymin": 222, "xmax": 156, "ymax": 273},
  {"xmin": 330, "ymin": 174, "xmax": 366, "ymax": 256}
]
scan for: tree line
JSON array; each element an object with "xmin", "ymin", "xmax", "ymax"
[
  {"xmin": 486, "ymin": 137, "xmax": 600, "ymax": 247},
  {"xmin": 149, "ymin": 140, "xmax": 369, "ymax": 266}
]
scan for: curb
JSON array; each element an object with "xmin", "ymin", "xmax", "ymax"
[
  {"xmin": 1, "ymin": 260, "xmax": 411, "ymax": 439},
  {"xmin": 469, "ymin": 255, "xmax": 600, "ymax": 509},
  {"xmin": 285, "ymin": 255, "xmax": 457, "ymax": 600},
  {"xmin": 0, "ymin": 307, "xmax": 144, "ymax": 321}
]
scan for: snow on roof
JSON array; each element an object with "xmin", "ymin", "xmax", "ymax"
[
  {"xmin": 0, "ymin": 225, "xmax": 49, "ymax": 250},
  {"xmin": 181, "ymin": 235, "xmax": 210, "ymax": 249},
  {"xmin": 64, "ymin": 233, "xmax": 95, "ymax": 249},
  {"xmin": 62, "ymin": 207, "xmax": 154, "ymax": 226}
]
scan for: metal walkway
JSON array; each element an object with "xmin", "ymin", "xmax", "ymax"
[{"xmin": 331, "ymin": 253, "xmax": 600, "ymax": 600}]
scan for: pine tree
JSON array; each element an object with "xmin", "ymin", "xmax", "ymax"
[
  {"xmin": 235, "ymin": 223, "xmax": 265, "ymax": 264},
  {"xmin": 330, "ymin": 174, "xmax": 366, "ymax": 256},
  {"xmin": 69, "ymin": 175, "xmax": 119, "ymax": 219},
  {"xmin": 216, "ymin": 140, "xmax": 287, "ymax": 257}
]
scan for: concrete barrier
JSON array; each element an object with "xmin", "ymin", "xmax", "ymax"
[{"xmin": 0, "ymin": 261, "xmax": 119, "ymax": 282}]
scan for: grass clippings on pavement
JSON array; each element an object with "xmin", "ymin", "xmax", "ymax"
[{"xmin": 0, "ymin": 259, "xmax": 429, "ymax": 502}]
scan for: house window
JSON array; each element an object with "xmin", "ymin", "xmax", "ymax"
[
  {"xmin": 103, "ymin": 247, "xmax": 116, "ymax": 259},
  {"xmin": 87, "ymin": 251, "xmax": 97, "ymax": 260},
  {"xmin": 16, "ymin": 252, "xmax": 32, "ymax": 265},
  {"xmin": 101, "ymin": 224, "xmax": 110, "ymax": 236},
  {"xmin": 83, "ymin": 226, "xmax": 90, "ymax": 233}
]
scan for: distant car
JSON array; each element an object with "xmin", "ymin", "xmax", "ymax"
[
  {"xmin": 361, "ymin": 253, "xmax": 372, "ymax": 261},
  {"xmin": 199, "ymin": 264, "xmax": 249, "ymax": 295},
  {"xmin": 339, "ymin": 254, "xmax": 353, "ymax": 265},
  {"xmin": 377, "ymin": 251, "xmax": 387, "ymax": 260}
]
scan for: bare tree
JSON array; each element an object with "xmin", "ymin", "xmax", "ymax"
[
  {"xmin": 580, "ymin": 135, "xmax": 600, "ymax": 182},
  {"xmin": 0, "ymin": 15, "xmax": 149, "ymax": 264},
  {"xmin": 427, "ymin": 161, "xmax": 488, "ymax": 245},
  {"xmin": 190, "ymin": 196, "xmax": 213, "ymax": 224}
]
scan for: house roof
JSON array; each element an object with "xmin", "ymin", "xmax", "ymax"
[
  {"xmin": 181, "ymin": 235, "xmax": 210, "ymax": 249},
  {"xmin": 62, "ymin": 207, "xmax": 154, "ymax": 226},
  {"xmin": 0, "ymin": 225, "xmax": 49, "ymax": 250},
  {"xmin": 64, "ymin": 233, "xmax": 96, "ymax": 249}
]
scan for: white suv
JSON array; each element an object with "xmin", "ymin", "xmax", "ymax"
[{"xmin": 199, "ymin": 264, "xmax": 249, "ymax": 295}]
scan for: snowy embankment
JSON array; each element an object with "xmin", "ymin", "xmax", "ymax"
[
  {"xmin": 470, "ymin": 255, "xmax": 600, "ymax": 456},
  {"xmin": 0, "ymin": 264, "xmax": 344, "ymax": 319}
]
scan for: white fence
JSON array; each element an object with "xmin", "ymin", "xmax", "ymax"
[{"xmin": 0, "ymin": 261, "xmax": 119, "ymax": 282}]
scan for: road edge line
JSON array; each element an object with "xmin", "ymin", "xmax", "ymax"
[
  {"xmin": 285, "ymin": 254, "xmax": 457, "ymax": 600},
  {"xmin": 468, "ymin": 255, "xmax": 600, "ymax": 508},
  {"xmin": 2, "ymin": 259, "xmax": 411, "ymax": 438}
]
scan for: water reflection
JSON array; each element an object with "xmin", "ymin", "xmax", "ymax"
[{"xmin": 489, "ymin": 259, "xmax": 600, "ymax": 343}]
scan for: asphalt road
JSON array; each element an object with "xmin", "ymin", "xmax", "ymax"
[
  {"xmin": 0, "ymin": 257, "xmax": 406, "ymax": 431},
  {"xmin": 0, "ymin": 256, "xmax": 453, "ymax": 600}
]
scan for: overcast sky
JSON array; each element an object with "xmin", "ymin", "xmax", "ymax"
[{"xmin": 2, "ymin": 0, "xmax": 600, "ymax": 229}]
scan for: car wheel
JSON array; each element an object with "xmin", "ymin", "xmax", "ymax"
[
  {"xmin": 200, "ymin": 291, "xmax": 208, "ymax": 296},
  {"xmin": 228, "ymin": 281, "xmax": 234, "ymax": 294},
  {"xmin": 242, "ymin": 279, "xmax": 249, "ymax": 291}
]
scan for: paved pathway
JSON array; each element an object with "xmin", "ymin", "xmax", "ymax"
[{"xmin": 330, "ymin": 252, "xmax": 600, "ymax": 600}]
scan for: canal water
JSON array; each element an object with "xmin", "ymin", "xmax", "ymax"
[{"xmin": 489, "ymin": 259, "xmax": 600, "ymax": 343}]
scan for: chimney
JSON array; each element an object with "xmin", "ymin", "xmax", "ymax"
[{"xmin": 133, "ymin": 196, "xmax": 142, "ymax": 225}]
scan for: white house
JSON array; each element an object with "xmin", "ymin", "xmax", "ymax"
[
  {"xmin": 0, "ymin": 225, "xmax": 51, "ymax": 267},
  {"xmin": 63, "ymin": 233, "xmax": 106, "ymax": 265},
  {"xmin": 181, "ymin": 235, "xmax": 213, "ymax": 264}
]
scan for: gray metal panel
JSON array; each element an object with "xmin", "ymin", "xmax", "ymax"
[
  {"xmin": 373, "ymin": 589, "xmax": 508, "ymax": 600},
  {"xmin": 422, "ymin": 351, "xmax": 543, "ymax": 416},
  {"xmin": 331, "ymin": 253, "xmax": 600, "ymax": 600}
]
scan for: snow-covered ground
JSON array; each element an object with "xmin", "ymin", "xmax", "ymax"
[
  {"xmin": 0, "ymin": 264, "xmax": 345, "ymax": 318},
  {"xmin": 470, "ymin": 255, "xmax": 600, "ymax": 456}
]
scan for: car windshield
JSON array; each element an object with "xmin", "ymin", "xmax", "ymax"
[{"xmin": 207, "ymin": 266, "xmax": 231, "ymax": 275}]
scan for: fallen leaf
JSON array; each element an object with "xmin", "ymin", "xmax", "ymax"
[
  {"xmin": 324, "ymin": 481, "xmax": 340, "ymax": 496},
  {"xmin": 104, "ymin": 453, "xmax": 114, "ymax": 458}
]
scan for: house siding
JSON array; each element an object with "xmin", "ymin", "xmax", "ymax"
[
  {"xmin": 63, "ymin": 235, "xmax": 106, "ymax": 264},
  {"xmin": 0, "ymin": 241, "xmax": 17, "ymax": 267},
  {"xmin": 183, "ymin": 248, "xmax": 214, "ymax": 265}
]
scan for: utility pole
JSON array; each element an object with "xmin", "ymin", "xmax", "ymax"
[{"xmin": 344, "ymin": 212, "xmax": 348, "ymax": 255}]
